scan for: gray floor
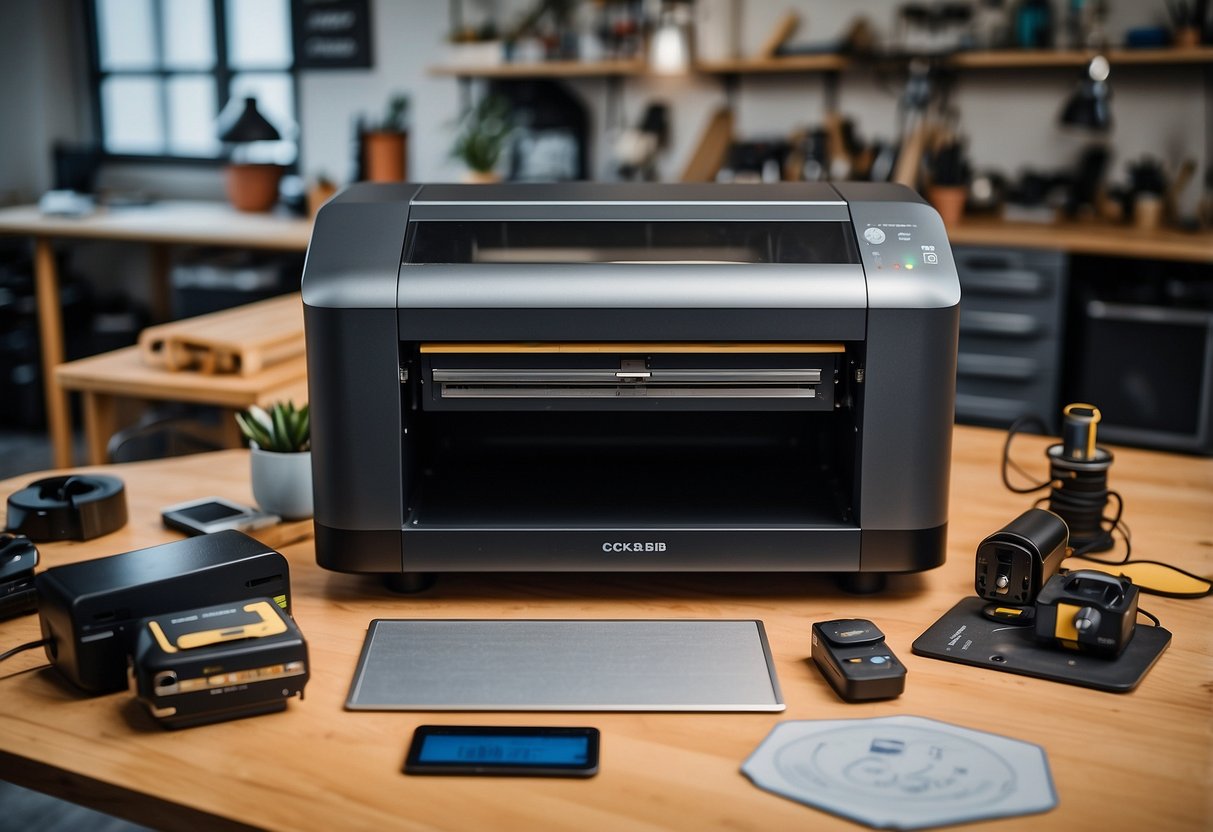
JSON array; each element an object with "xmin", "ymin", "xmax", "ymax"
[
  {"xmin": 0, "ymin": 781, "xmax": 153, "ymax": 832},
  {"xmin": 2, "ymin": 429, "xmax": 149, "ymax": 831},
  {"xmin": 0, "ymin": 428, "xmax": 64, "ymax": 479}
]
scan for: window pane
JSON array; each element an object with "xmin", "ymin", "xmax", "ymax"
[
  {"xmin": 96, "ymin": 0, "xmax": 157, "ymax": 70},
  {"xmin": 161, "ymin": 0, "xmax": 215, "ymax": 70},
  {"xmin": 227, "ymin": 0, "xmax": 293, "ymax": 69},
  {"xmin": 101, "ymin": 76, "xmax": 165, "ymax": 154},
  {"xmin": 167, "ymin": 75, "xmax": 220, "ymax": 156}
]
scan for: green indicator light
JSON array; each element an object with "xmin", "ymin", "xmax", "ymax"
[{"xmin": 905, "ymin": 263, "xmax": 914, "ymax": 270}]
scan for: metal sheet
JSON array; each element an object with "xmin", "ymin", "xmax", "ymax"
[{"xmin": 346, "ymin": 619, "xmax": 785, "ymax": 712}]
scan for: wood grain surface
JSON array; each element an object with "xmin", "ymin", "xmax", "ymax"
[
  {"xmin": 137, "ymin": 294, "xmax": 305, "ymax": 376},
  {"xmin": 0, "ymin": 426, "xmax": 1209, "ymax": 831}
]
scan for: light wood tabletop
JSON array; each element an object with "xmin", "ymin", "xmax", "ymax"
[
  {"xmin": 54, "ymin": 294, "xmax": 308, "ymax": 464},
  {"xmin": 0, "ymin": 425, "xmax": 1210, "ymax": 831},
  {"xmin": 0, "ymin": 201, "xmax": 311, "ymax": 470},
  {"xmin": 54, "ymin": 345, "xmax": 307, "ymax": 465}
]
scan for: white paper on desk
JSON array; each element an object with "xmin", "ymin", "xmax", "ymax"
[{"xmin": 741, "ymin": 715, "xmax": 1057, "ymax": 830}]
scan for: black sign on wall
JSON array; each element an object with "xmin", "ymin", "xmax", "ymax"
[{"xmin": 292, "ymin": 0, "xmax": 373, "ymax": 69}]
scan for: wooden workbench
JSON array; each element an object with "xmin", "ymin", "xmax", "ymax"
[
  {"xmin": 54, "ymin": 344, "xmax": 307, "ymax": 465},
  {"xmin": 0, "ymin": 425, "xmax": 1209, "ymax": 831},
  {"xmin": 0, "ymin": 201, "xmax": 312, "ymax": 469}
]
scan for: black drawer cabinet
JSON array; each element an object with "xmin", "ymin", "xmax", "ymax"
[
  {"xmin": 1067, "ymin": 258, "xmax": 1213, "ymax": 456},
  {"xmin": 953, "ymin": 246, "xmax": 1067, "ymax": 431}
]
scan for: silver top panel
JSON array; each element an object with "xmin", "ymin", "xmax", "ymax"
[
  {"xmin": 398, "ymin": 263, "xmax": 868, "ymax": 309},
  {"xmin": 346, "ymin": 619, "xmax": 785, "ymax": 712},
  {"xmin": 409, "ymin": 182, "xmax": 849, "ymax": 222}
]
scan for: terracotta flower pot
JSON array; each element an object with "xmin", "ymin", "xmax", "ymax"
[
  {"xmin": 1174, "ymin": 26, "xmax": 1200, "ymax": 49},
  {"xmin": 928, "ymin": 185, "xmax": 967, "ymax": 227},
  {"xmin": 363, "ymin": 130, "xmax": 408, "ymax": 182},
  {"xmin": 225, "ymin": 163, "xmax": 284, "ymax": 212},
  {"xmin": 307, "ymin": 180, "xmax": 338, "ymax": 217},
  {"xmin": 463, "ymin": 170, "xmax": 502, "ymax": 184}
]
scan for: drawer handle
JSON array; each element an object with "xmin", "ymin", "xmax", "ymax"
[
  {"xmin": 962, "ymin": 270, "xmax": 1047, "ymax": 296},
  {"xmin": 960, "ymin": 311, "xmax": 1040, "ymax": 338},
  {"xmin": 957, "ymin": 353, "xmax": 1038, "ymax": 381}
]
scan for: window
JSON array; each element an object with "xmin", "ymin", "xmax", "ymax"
[{"xmin": 87, "ymin": 0, "xmax": 297, "ymax": 163}]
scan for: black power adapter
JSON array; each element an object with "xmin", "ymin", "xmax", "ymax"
[{"xmin": 974, "ymin": 508, "xmax": 1069, "ymax": 606}]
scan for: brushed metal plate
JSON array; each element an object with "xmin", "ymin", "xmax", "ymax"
[{"xmin": 346, "ymin": 619, "xmax": 785, "ymax": 712}]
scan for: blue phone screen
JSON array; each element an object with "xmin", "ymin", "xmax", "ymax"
[{"xmin": 417, "ymin": 733, "xmax": 589, "ymax": 766}]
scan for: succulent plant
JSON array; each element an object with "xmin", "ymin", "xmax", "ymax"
[{"xmin": 236, "ymin": 401, "xmax": 310, "ymax": 453}]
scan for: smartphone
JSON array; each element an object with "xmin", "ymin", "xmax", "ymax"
[
  {"xmin": 404, "ymin": 726, "xmax": 599, "ymax": 777},
  {"xmin": 161, "ymin": 497, "xmax": 280, "ymax": 537}
]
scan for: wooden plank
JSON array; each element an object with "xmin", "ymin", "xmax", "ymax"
[
  {"xmin": 0, "ymin": 202, "xmax": 312, "ymax": 251},
  {"xmin": 696, "ymin": 54, "xmax": 850, "ymax": 73},
  {"xmin": 946, "ymin": 218, "xmax": 1213, "ymax": 263},
  {"xmin": 756, "ymin": 11, "xmax": 800, "ymax": 59},
  {"xmin": 680, "ymin": 107, "xmax": 734, "ymax": 183},
  {"xmin": 81, "ymin": 391, "xmax": 116, "ymax": 465},
  {"xmin": 948, "ymin": 46, "xmax": 1213, "ymax": 68},
  {"xmin": 428, "ymin": 59, "xmax": 645, "ymax": 78},
  {"xmin": 696, "ymin": 47, "xmax": 1213, "ymax": 74},
  {"xmin": 138, "ymin": 294, "xmax": 305, "ymax": 376},
  {"xmin": 33, "ymin": 237, "xmax": 73, "ymax": 468},
  {"xmin": 55, "ymin": 346, "xmax": 307, "ymax": 409}
]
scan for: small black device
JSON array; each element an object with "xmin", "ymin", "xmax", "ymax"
[
  {"xmin": 404, "ymin": 726, "xmax": 600, "ymax": 777},
  {"xmin": 811, "ymin": 619, "xmax": 905, "ymax": 702},
  {"xmin": 130, "ymin": 598, "xmax": 308, "ymax": 729},
  {"xmin": 6, "ymin": 474, "xmax": 128, "ymax": 541},
  {"xmin": 0, "ymin": 533, "xmax": 39, "ymax": 620},
  {"xmin": 34, "ymin": 530, "xmax": 291, "ymax": 693},
  {"xmin": 974, "ymin": 509, "xmax": 1069, "ymax": 606},
  {"xmin": 1034, "ymin": 570, "xmax": 1139, "ymax": 657},
  {"xmin": 161, "ymin": 497, "xmax": 279, "ymax": 537}
]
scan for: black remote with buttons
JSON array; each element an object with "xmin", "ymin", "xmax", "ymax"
[{"xmin": 811, "ymin": 619, "xmax": 906, "ymax": 702}]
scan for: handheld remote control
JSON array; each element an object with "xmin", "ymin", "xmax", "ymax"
[{"xmin": 811, "ymin": 619, "xmax": 906, "ymax": 702}]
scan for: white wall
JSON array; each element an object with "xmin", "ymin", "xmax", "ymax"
[{"xmin": 0, "ymin": 0, "xmax": 88, "ymax": 203}]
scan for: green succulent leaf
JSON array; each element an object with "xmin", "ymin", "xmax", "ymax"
[{"xmin": 236, "ymin": 400, "xmax": 310, "ymax": 452}]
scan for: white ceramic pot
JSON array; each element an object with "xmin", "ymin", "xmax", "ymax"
[{"xmin": 250, "ymin": 447, "xmax": 313, "ymax": 520}]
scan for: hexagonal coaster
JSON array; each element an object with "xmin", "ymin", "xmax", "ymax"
[{"xmin": 742, "ymin": 715, "xmax": 1057, "ymax": 829}]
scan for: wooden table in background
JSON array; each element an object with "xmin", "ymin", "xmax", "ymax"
[
  {"xmin": 54, "ymin": 346, "xmax": 308, "ymax": 465},
  {"xmin": 0, "ymin": 201, "xmax": 312, "ymax": 469},
  {"xmin": 0, "ymin": 428, "xmax": 1210, "ymax": 832}
]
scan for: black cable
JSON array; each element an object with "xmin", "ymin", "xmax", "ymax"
[
  {"xmin": 1001, "ymin": 415, "xmax": 1052, "ymax": 494},
  {"xmin": 0, "ymin": 638, "xmax": 50, "ymax": 663},
  {"xmin": 1137, "ymin": 608, "xmax": 1161, "ymax": 627},
  {"xmin": 1000, "ymin": 416, "xmax": 1213, "ymax": 598}
]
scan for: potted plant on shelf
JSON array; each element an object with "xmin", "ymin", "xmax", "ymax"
[
  {"xmin": 362, "ymin": 94, "xmax": 410, "ymax": 182},
  {"xmin": 451, "ymin": 95, "xmax": 514, "ymax": 183},
  {"xmin": 926, "ymin": 136, "xmax": 970, "ymax": 227},
  {"xmin": 236, "ymin": 401, "xmax": 312, "ymax": 520}
]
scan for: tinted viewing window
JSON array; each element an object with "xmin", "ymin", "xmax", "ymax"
[{"xmin": 406, "ymin": 221, "xmax": 859, "ymax": 265}]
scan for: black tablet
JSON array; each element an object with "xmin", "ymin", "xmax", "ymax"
[{"xmin": 404, "ymin": 725, "xmax": 599, "ymax": 777}]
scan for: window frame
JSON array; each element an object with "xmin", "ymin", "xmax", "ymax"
[{"xmin": 83, "ymin": 0, "xmax": 300, "ymax": 166}]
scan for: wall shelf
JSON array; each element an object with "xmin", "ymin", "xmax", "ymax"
[
  {"xmin": 431, "ymin": 47, "xmax": 1213, "ymax": 79},
  {"xmin": 695, "ymin": 54, "xmax": 850, "ymax": 74},
  {"xmin": 428, "ymin": 59, "xmax": 646, "ymax": 78},
  {"xmin": 945, "ymin": 218, "xmax": 1213, "ymax": 263},
  {"xmin": 946, "ymin": 46, "xmax": 1213, "ymax": 68},
  {"xmin": 696, "ymin": 46, "xmax": 1213, "ymax": 75}
]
